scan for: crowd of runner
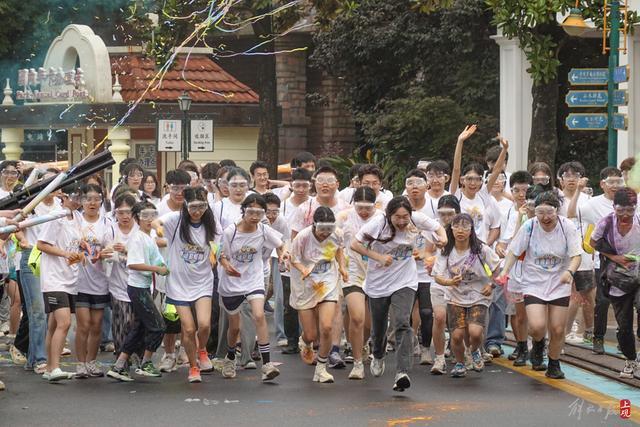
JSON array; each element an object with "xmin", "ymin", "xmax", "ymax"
[{"xmin": 0, "ymin": 125, "xmax": 638, "ymax": 392}]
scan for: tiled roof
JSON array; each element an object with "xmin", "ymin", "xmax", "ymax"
[{"xmin": 110, "ymin": 55, "xmax": 259, "ymax": 104}]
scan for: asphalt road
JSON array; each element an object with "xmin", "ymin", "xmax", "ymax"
[{"xmin": 0, "ymin": 338, "xmax": 625, "ymax": 427}]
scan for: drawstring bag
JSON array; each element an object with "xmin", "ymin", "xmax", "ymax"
[{"xmin": 28, "ymin": 246, "xmax": 42, "ymax": 278}]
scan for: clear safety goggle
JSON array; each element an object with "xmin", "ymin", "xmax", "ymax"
[
  {"xmin": 603, "ymin": 177, "xmax": 624, "ymax": 187},
  {"xmin": 614, "ymin": 205, "xmax": 637, "ymax": 216},
  {"xmin": 266, "ymin": 208, "xmax": 280, "ymax": 215},
  {"xmin": 115, "ymin": 208, "xmax": 133, "ymax": 216},
  {"xmin": 229, "ymin": 180, "xmax": 248, "ymax": 189},
  {"xmin": 451, "ymin": 221, "xmax": 473, "ymax": 231},
  {"xmin": 426, "ymin": 172, "xmax": 447, "ymax": 181},
  {"xmin": 292, "ymin": 180, "xmax": 311, "ymax": 189},
  {"xmin": 354, "ymin": 202, "xmax": 375, "ymax": 211},
  {"xmin": 315, "ymin": 176, "xmax": 337, "ymax": 185},
  {"xmin": 561, "ymin": 172, "xmax": 582, "ymax": 180},
  {"xmin": 244, "ymin": 207, "xmax": 265, "ymax": 217},
  {"xmin": 62, "ymin": 193, "xmax": 81, "ymax": 203},
  {"xmin": 138, "ymin": 209, "xmax": 158, "ymax": 220},
  {"xmin": 128, "ymin": 172, "xmax": 144, "ymax": 179},
  {"xmin": 168, "ymin": 184, "xmax": 187, "ymax": 194},
  {"xmin": 534, "ymin": 206, "xmax": 557, "ymax": 216},
  {"xmin": 314, "ymin": 222, "xmax": 336, "ymax": 233},
  {"xmin": 462, "ymin": 175, "xmax": 483, "ymax": 183},
  {"xmin": 81, "ymin": 195, "xmax": 103, "ymax": 203},
  {"xmin": 187, "ymin": 201, "xmax": 208, "ymax": 212},
  {"xmin": 511, "ymin": 185, "xmax": 530, "ymax": 195},
  {"xmin": 437, "ymin": 208, "xmax": 456, "ymax": 216},
  {"xmin": 532, "ymin": 175, "xmax": 550, "ymax": 185},
  {"xmin": 405, "ymin": 178, "xmax": 426, "ymax": 188}
]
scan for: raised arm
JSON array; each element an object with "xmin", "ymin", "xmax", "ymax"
[
  {"xmin": 486, "ymin": 135, "xmax": 509, "ymax": 191},
  {"xmin": 450, "ymin": 124, "xmax": 477, "ymax": 194}
]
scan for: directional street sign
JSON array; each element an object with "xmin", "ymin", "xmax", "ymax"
[
  {"xmin": 565, "ymin": 90, "xmax": 627, "ymax": 107},
  {"xmin": 566, "ymin": 113, "xmax": 628, "ymax": 130},
  {"xmin": 568, "ymin": 66, "xmax": 630, "ymax": 85}
]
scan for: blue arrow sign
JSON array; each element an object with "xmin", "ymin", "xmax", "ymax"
[
  {"xmin": 568, "ymin": 67, "xmax": 630, "ymax": 85},
  {"xmin": 565, "ymin": 90, "xmax": 627, "ymax": 107},
  {"xmin": 566, "ymin": 113, "xmax": 628, "ymax": 130}
]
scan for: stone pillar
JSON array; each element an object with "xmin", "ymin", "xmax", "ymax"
[
  {"xmin": 492, "ymin": 31, "xmax": 533, "ymax": 172},
  {"xmin": 276, "ymin": 35, "xmax": 310, "ymax": 163},
  {"xmin": 1, "ymin": 128, "xmax": 24, "ymax": 160},
  {"xmin": 108, "ymin": 126, "xmax": 131, "ymax": 182}
]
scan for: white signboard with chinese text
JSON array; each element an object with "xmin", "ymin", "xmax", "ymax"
[
  {"xmin": 157, "ymin": 119, "xmax": 182, "ymax": 152},
  {"xmin": 190, "ymin": 119, "xmax": 214, "ymax": 152}
]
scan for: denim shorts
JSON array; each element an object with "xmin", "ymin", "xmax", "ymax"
[{"xmin": 76, "ymin": 293, "xmax": 111, "ymax": 310}]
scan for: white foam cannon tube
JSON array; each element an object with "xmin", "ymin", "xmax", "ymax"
[
  {"xmin": 0, "ymin": 208, "xmax": 71, "ymax": 234},
  {"xmin": 12, "ymin": 172, "xmax": 69, "ymax": 222}
]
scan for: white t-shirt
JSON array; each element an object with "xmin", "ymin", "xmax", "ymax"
[
  {"xmin": 291, "ymin": 197, "xmax": 350, "ymax": 233},
  {"xmin": 507, "ymin": 216, "xmax": 582, "ymax": 301},
  {"xmin": 560, "ymin": 192, "xmax": 593, "ymax": 271},
  {"xmin": 76, "ymin": 214, "xmax": 112, "ymax": 295},
  {"xmin": 104, "ymin": 223, "xmax": 138, "ymax": 302},
  {"xmin": 432, "ymin": 245, "xmax": 501, "ymax": 307},
  {"xmin": 218, "ymin": 223, "xmax": 282, "ymax": 296},
  {"xmin": 127, "ymin": 230, "xmax": 165, "ymax": 289},
  {"xmin": 355, "ymin": 212, "xmax": 441, "ymax": 298},
  {"xmin": 336, "ymin": 208, "xmax": 383, "ymax": 288},
  {"xmin": 24, "ymin": 199, "xmax": 62, "ymax": 247},
  {"xmin": 289, "ymin": 225, "xmax": 344, "ymax": 310},
  {"xmin": 38, "ymin": 212, "xmax": 83, "ymax": 294},
  {"xmin": 412, "ymin": 199, "xmax": 442, "ymax": 285},
  {"xmin": 163, "ymin": 212, "xmax": 218, "ymax": 302},
  {"xmin": 577, "ymin": 194, "xmax": 614, "ymax": 269},
  {"xmin": 212, "ymin": 198, "xmax": 243, "ymax": 231},
  {"xmin": 155, "ymin": 198, "xmax": 181, "ymax": 293},
  {"xmin": 454, "ymin": 186, "xmax": 501, "ymax": 243}
]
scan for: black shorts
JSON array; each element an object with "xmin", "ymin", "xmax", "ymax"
[
  {"xmin": 220, "ymin": 290, "xmax": 265, "ymax": 315},
  {"xmin": 343, "ymin": 286, "xmax": 365, "ymax": 297},
  {"xmin": 574, "ymin": 271, "xmax": 595, "ymax": 292},
  {"xmin": 76, "ymin": 293, "xmax": 111, "ymax": 310},
  {"xmin": 43, "ymin": 292, "xmax": 76, "ymax": 314},
  {"xmin": 524, "ymin": 295, "xmax": 570, "ymax": 307}
]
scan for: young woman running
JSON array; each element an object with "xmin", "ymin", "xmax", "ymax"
[
  {"xmin": 290, "ymin": 207, "xmax": 348, "ymax": 383},
  {"xmin": 351, "ymin": 196, "xmax": 446, "ymax": 391},
  {"xmin": 155, "ymin": 186, "xmax": 219, "ymax": 383},
  {"xmin": 74, "ymin": 184, "xmax": 112, "ymax": 379},
  {"xmin": 498, "ymin": 191, "xmax": 582, "ymax": 379},
  {"xmin": 433, "ymin": 213, "xmax": 501, "ymax": 378},
  {"xmin": 218, "ymin": 193, "xmax": 288, "ymax": 381},
  {"xmin": 336, "ymin": 186, "xmax": 382, "ymax": 380}
]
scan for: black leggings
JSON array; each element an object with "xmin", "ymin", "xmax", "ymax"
[{"xmin": 416, "ymin": 282, "xmax": 433, "ymax": 348}]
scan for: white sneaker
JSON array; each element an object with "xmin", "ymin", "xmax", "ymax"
[
  {"xmin": 61, "ymin": 347, "xmax": 72, "ymax": 356},
  {"xmin": 86, "ymin": 360, "xmax": 104, "ymax": 377},
  {"xmin": 197, "ymin": 350, "xmax": 214, "ymax": 373},
  {"xmin": 277, "ymin": 338, "xmax": 288, "ymax": 347},
  {"xmin": 177, "ymin": 347, "xmax": 189, "ymax": 365},
  {"xmin": 0, "ymin": 379, "xmax": 5, "ymax": 390},
  {"xmin": 464, "ymin": 349, "xmax": 473, "ymax": 370},
  {"xmin": 159, "ymin": 353, "xmax": 177, "ymax": 372},
  {"xmin": 312, "ymin": 363, "xmax": 334, "ymax": 383},
  {"xmin": 620, "ymin": 360, "xmax": 636, "ymax": 379},
  {"xmin": 370, "ymin": 357, "xmax": 385, "ymax": 377},
  {"xmin": 393, "ymin": 372, "xmax": 411, "ymax": 392},
  {"xmin": 49, "ymin": 367, "xmax": 73, "ymax": 382},
  {"xmin": 0, "ymin": 322, "xmax": 9, "ymax": 334},
  {"xmin": 261, "ymin": 362, "xmax": 280, "ymax": 381},
  {"xmin": 10, "ymin": 345, "xmax": 27, "ymax": 365},
  {"xmin": 348, "ymin": 361, "xmax": 365, "ymax": 380},
  {"xmin": 34, "ymin": 362, "xmax": 47, "ymax": 375},
  {"xmin": 42, "ymin": 371, "xmax": 50, "ymax": 381},
  {"xmin": 243, "ymin": 361, "xmax": 257, "ymax": 370},
  {"xmin": 222, "ymin": 357, "xmax": 237, "ymax": 379},
  {"xmin": 413, "ymin": 337, "xmax": 421, "ymax": 357},
  {"xmin": 430, "ymin": 355, "xmax": 447, "ymax": 375},
  {"xmin": 420, "ymin": 346, "xmax": 434, "ymax": 365},
  {"xmin": 75, "ymin": 363, "xmax": 89, "ymax": 379},
  {"xmin": 565, "ymin": 332, "xmax": 584, "ymax": 345}
]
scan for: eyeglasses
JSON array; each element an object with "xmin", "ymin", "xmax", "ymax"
[
  {"xmin": 229, "ymin": 180, "xmax": 248, "ymax": 189},
  {"xmin": 245, "ymin": 207, "xmax": 265, "ymax": 218},
  {"xmin": 534, "ymin": 206, "xmax": 557, "ymax": 216},
  {"xmin": 63, "ymin": 193, "xmax": 82, "ymax": 203},
  {"xmin": 315, "ymin": 176, "xmax": 337, "ymax": 185},
  {"xmin": 405, "ymin": 178, "xmax": 426, "ymax": 188},
  {"xmin": 426, "ymin": 172, "xmax": 447, "ymax": 181},
  {"xmin": 511, "ymin": 185, "xmax": 530, "ymax": 195},
  {"xmin": 314, "ymin": 222, "xmax": 336, "ymax": 233},
  {"xmin": 361, "ymin": 179, "xmax": 381, "ymax": 188},
  {"xmin": 115, "ymin": 208, "xmax": 132, "ymax": 216},
  {"xmin": 217, "ymin": 178, "xmax": 229, "ymax": 187},
  {"xmin": 127, "ymin": 172, "xmax": 143, "ymax": 179},
  {"xmin": 561, "ymin": 172, "xmax": 581, "ymax": 180},
  {"xmin": 1, "ymin": 170, "xmax": 18, "ymax": 177},
  {"xmin": 187, "ymin": 201, "xmax": 208, "ymax": 212},
  {"xmin": 437, "ymin": 208, "xmax": 456, "ymax": 216},
  {"xmin": 266, "ymin": 208, "xmax": 280, "ymax": 215},
  {"xmin": 82, "ymin": 196, "xmax": 103, "ymax": 203},
  {"xmin": 603, "ymin": 177, "xmax": 624, "ymax": 187},
  {"xmin": 168, "ymin": 184, "xmax": 186, "ymax": 194},
  {"xmin": 614, "ymin": 205, "xmax": 637, "ymax": 215},
  {"xmin": 451, "ymin": 222, "xmax": 473, "ymax": 231},
  {"xmin": 462, "ymin": 175, "xmax": 483, "ymax": 183},
  {"xmin": 292, "ymin": 181, "xmax": 311, "ymax": 189},
  {"xmin": 354, "ymin": 202, "xmax": 375, "ymax": 211},
  {"xmin": 138, "ymin": 209, "xmax": 158, "ymax": 220},
  {"xmin": 533, "ymin": 176, "xmax": 550, "ymax": 185}
]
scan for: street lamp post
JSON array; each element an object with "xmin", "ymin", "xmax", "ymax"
[{"xmin": 178, "ymin": 91, "xmax": 192, "ymax": 162}]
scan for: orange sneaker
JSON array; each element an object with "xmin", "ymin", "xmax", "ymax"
[
  {"xmin": 198, "ymin": 349, "xmax": 213, "ymax": 373},
  {"xmin": 188, "ymin": 366, "xmax": 202, "ymax": 383},
  {"xmin": 299, "ymin": 336, "xmax": 314, "ymax": 365}
]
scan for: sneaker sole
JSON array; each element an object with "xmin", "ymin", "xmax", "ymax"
[
  {"xmin": 160, "ymin": 366, "xmax": 177, "ymax": 373},
  {"xmin": 394, "ymin": 376, "xmax": 410, "ymax": 391},
  {"xmin": 430, "ymin": 369, "xmax": 445, "ymax": 375},
  {"xmin": 106, "ymin": 371, "xmax": 134, "ymax": 382},
  {"xmin": 49, "ymin": 374, "xmax": 73, "ymax": 382},
  {"xmin": 450, "ymin": 372, "xmax": 466, "ymax": 378},
  {"xmin": 348, "ymin": 374, "xmax": 364, "ymax": 380},
  {"xmin": 135, "ymin": 370, "xmax": 162, "ymax": 377},
  {"xmin": 328, "ymin": 362, "xmax": 345, "ymax": 369},
  {"xmin": 188, "ymin": 377, "xmax": 202, "ymax": 383},
  {"xmin": 262, "ymin": 370, "xmax": 280, "ymax": 381},
  {"xmin": 312, "ymin": 377, "xmax": 334, "ymax": 383},
  {"xmin": 419, "ymin": 359, "xmax": 434, "ymax": 366}
]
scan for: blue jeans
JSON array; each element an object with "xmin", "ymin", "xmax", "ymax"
[
  {"xmin": 271, "ymin": 258, "xmax": 285, "ymax": 342},
  {"xmin": 101, "ymin": 306, "xmax": 113, "ymax": 344},
  {"xmin": 19, "ymin": 248, "xmax": 47, "ymax": 365},
  {"xmin": 485, "ymin": 284, "xmax": 507, "ymax": 349}
]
